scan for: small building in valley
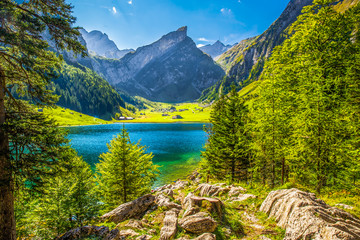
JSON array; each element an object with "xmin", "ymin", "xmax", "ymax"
[{"xmin": 172, "ymin": 115, "xmax": 183, "ymax": 119}]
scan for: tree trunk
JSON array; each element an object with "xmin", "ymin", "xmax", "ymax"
[
  {"xmin": 0, "ymin": 67, "xmax": 16, "ymax": 240},
  {"xmin": 281, "ymin": 157, "xmax": 285, "ymax": 185}
]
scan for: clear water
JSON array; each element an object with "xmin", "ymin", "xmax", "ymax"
[{"xmin": 66, "ymin": 123, "xmax": 208, "ymax": 187}]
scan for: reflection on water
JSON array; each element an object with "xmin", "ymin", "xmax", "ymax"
[{"xmin": 66, "ymin": 123, "xmax": 208, "ymax": 187}]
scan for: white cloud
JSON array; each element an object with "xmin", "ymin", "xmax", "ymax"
[
  {"xmin": 112, "ymin": 6, "xmax": 117, "ymax": 14},
  {"xmin": 197, "ymin": 37, "xmax": 211, "ymax": 42},
  {"xmin": 238, "ymin": 0, "xmax": 241, "ymax": 3},
  {"xmin": 128, "ymin": 0, "xmax": 133, "ymax": 4},
  {"xmin": 197, "ymin": 44, "xmax": 205, "ymax": 48},
  {"xmin": 221, "ymin": 8, "xmax": 232, "ymax": 15}
]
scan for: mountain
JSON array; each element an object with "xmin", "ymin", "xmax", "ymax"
[
  {"xmin": 200, "ymin": 0, "xmax": 314, "ymax": 101},
  {"xmin": 79, "ymin": 29, "xmax": 134, "ymax": 59},
  {"xmin": 199, "ymin": 41, "xmax": 235, "ymax": 59},
  {"xmin": 90, "ymin": 27, "xmax": 225, "ymax": 102}
]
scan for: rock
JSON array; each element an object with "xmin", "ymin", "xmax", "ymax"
[
  {"xmin": 137, "ymin": 235, "xmax": 153, "ymax": 240},
  {"xmin": 228, "ymin": 186, "xmax": 246, "ymax": 197},
  {"xmin": 162, "ymin": 189, "xmax": 174, "ymax": 198},
  {"xmin": 156, "ymin": 184, "xmax": 172, "ymax": 192},
  {"xmin": 195, "ymin": 183, "xmax": 227, "ymax": 197},
  {"xmin": 179, "ymin": 212, "xmax": 217, "ymax": 234},
  {"xmin": 193, "ymin": 233, "xmax": 216, "ymax": 240},
  {"xmin": 125, "ymin": 219, "xmax": 144, "ymax": 230},
  {"xmin": 260, "ymin": 188, "xmax": 360, "ymax": 240},
  {"xmin": 183, "ymin": 193, "xmax": 223, "ymax": 218},
  {"xmin": 160, "ymin": 209, "xmax": 179, "ymax": 240},
  {"xmin": 55, "ymin": 226, "xmax": 117, "ymax": 240},
  {"xmin": 119, "ymin": 229, "xmax": 140, "ymax": 238},
  {"xmin": 173, "ymin": 180, "xmax": 189, "ymax": 190},
  {"xmin": 101, "ymin": 194, "xmax": 155, "ymax": 223},
  {"xmin": 230, "ymin": 194, "xmax": 257, "ymax": 202},
  {"xmin": 336, "ymin": 203, "xmax": 354, "ymax": 210},
  {"xmin": 156, "ymin": 193, "xmax": 182, "ymax": 210},
  {"xmin": 105, "ymin": 229, "xmax": 123, "ymax": 240}
]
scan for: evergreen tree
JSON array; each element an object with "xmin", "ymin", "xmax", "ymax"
[
  {"xmin": 15, "ymin": 149, "xmax": 99, "ymax": 239},
  {"xmin": 0, "ymin": 0, "xmax": 85, "ymax": 238},
  {"xmin": 97, "ymin": 126, "xmax": 159, "ymax": 211},
  {"xmin": 202, "ymin": 86, "xmax": 250, "ymax": 183}
]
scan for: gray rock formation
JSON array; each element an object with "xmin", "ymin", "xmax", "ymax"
[
  {"xmin": 160, "ymin": 209, "xmax": 179, "ymax": 240},
  {"xmin": 199, "ymin": 40, "xmax": 235, "ymax": 59},
  {"xmin": 179, "ymin": 212, "xmax": 217, "ymax": 234},
  {"xmin": 229, "ymin": 194, "xmax": 257, "ymax": 202},
  {"xmin": 183, "ymin": 193, "xmax": 223, "ymax": 219},
  {"xmin": 91, "ymin": 27, "xmax": 225, "ymax": 102},
  {"xmin": 55, "ymin": 226, "xmax": 121, "ymax": 240},
  {"xmin": 195, "ymin": 183, "xmax": 227, "ymax": 197},
  {"xmin": 193, "ymin": 233, "xmax": 216, "ymax": 240},
  {"xmin": 260, "ymin": 188, "xmax": 360, "ymax": 240},
  {"xmin": 101, "ymin": 194, "xmax": 155, "ymax": 223},
  {"xmin": 155, "ymin": 193, "xmax": 182, "ymax": 210},
  {"xmin": 80, "ymin": 29, "xmax": 134, "ymax": 59}
]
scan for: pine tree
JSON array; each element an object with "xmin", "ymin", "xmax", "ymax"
[
  {"xmin": 202, "ymin": 86, "xmax": 250, "ymax": 183},
  {"xmin": 0, "ymin": 0, "xmax": 85, "ymax": 238},
  {"xmin": 97, "ymin": 125, "xmax": 159, "ymax": 211}
]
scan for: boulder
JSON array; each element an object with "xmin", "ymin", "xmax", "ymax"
[
  {"xmin": 193, "ymin": 233, "xmax": 216, "ymax": 240},
  {"xmin": 55, "ymin": 226, "xmax": 118, "ymax": 240},
  {"xmin": 195, "ymin": 183, "xmax": 227, "ymax": 197},
  {"xmin": 137, "ymin": 235, "xmax": 153, "ymax": 240},
  {"xmin": 102, "ymin": 194, "xmax": 155, "ymax": 223},
  {"xmin": 228, "ymin": 186, "xmax": 246, "ymax": 197},
  {"xmin": 162, "ymin": 189, "xmax": 175, "ymax": 198},
  {"xmin": 179, "ymin": 212, "xmax": 217, "ymax": 234},
  {"xmin": 173, "ymin": 180, "xmax": 189, "ymax": 189},
  {"xmin": 125, "ymin": 219, "xmax": 144, "ymax": 230},
  {"xmin": 183, "ymin": 193, "xmax": 223, "ymax": 218},
  {"xmin": 160, "ymin": 209, "xmax": 180, "ymax": 240},
  {"xmin": 156, "ymin": 193, "xmax": 182, "ymax": 210},
  {"xmin": 229, "ymin": 194, "xmax": 257, "ymax": 202},
  {"xmin": 260, "ymin": 188, "xmax": 360, "ymax": 240},
  {"xmin": 119, "ymin": 229, "xmax": 140, "ymax": 238}
]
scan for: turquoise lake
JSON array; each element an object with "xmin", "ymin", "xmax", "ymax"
[{"xmin": 66, "ymin": 123, "xmax": 208, "ymax": 187}]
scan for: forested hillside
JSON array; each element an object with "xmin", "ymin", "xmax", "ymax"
[{"xmin": 53, "ymin": 63, "xmax": 125, "ymax": 120}]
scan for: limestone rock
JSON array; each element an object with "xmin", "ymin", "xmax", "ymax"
[
  {"xmin": 183, "ymin": 193, "xmax": 223, "ymax": 218},
  {"xmin": 119, "ymin": 229, "xmax": 140, "ymax": 238},
  {"xmin": 228, "ymin": 186, "xmax": 246, "ymax": 197},
  {"xmin": 179, "ymin": 212, "xmax": 217, "ymax": 234},
  {"xmin": 137, "ymin": 235, "xmax": 153, "ymax": 240},
  {"xmin": 161, "ymin": 189, "xmax": 174, "ymax": 198},
  {"xmin": 173, "ymin": 180, "xmax": 189, "ymax": 190},
  {"xmin": 336, "ymin": 203, "xmax": 354, "ymax": 210},
  {"xmin": 230, "ymin": 194, "xmax": 257, "ymax": 202},
  {"xmin": 195, "ymin": 183, "xmax": 227, "ymax": 197},
  {"xmin": 125, "ymin": 219, "xmax": 144, "ymax": 230},
  {"xmin": 193, "ymin": 233, "xmax": 216, "ymax": 240},
  {"xmin": 156, "ymin": 193, "xmax": 182, "ymax": 210},
  {"xmin": 101, "ymin": 194, "xmax": 155, "ymax": 223},
  {"xmin": 160, "ymin": 209, "xmax": 180, "ymax": 240},
  {"xmin": 55, "ymin": 226, "xmax": 117, "ymax": 240},
  {"xmin": 260, "ymin": 188, "xmax": 360, "ymax": 240}
]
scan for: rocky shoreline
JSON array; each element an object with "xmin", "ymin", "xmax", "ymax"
[{"xmin": 56, "ymin": 174, "xmax": 360, "ymax": 240}]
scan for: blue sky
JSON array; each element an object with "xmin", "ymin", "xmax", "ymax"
[{"xmin": 67, "ymin": 0, "xmax": 289, "ymax": 50}]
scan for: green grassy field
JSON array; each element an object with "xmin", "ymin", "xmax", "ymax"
[{"xmin": 41, "ymin": 106, "xmax": 112, "ymax": 126}]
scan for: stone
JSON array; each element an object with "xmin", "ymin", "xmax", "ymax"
[
  {"xmin": 173, "ymin": 180, "xmax": 189, "ymax": 190},
  {"xmin": 161, "ymin": 189, "xmax": 174, "ymax": 198},
  {"xmin": 230, "ymin": 194, "xmax": 257, "ymax": 202},
  {"xmin": 137, "ymin": 235, "xmax": 153, "ymax": 240},
  {"xmin": 193, "ymin": 233, "xmax": 216, "ymax": 240},
  {"xmin": 336, "ymin": 203, "xmax": 354, "ymax": 210},
  {"xmin": 183, "ymin": 193, "xmax": 223, "ymax": 218},
  {"xmin": 260, "ymin": 188, "xmax": 360, "ymax": 240},
  {"xmin": 179, "ymin": 212, "xmax": 217, "ymax": 234},
  {"xmin": 160, "ymin": 209, "xmax": 180, "ymax": 240},
  {"xmin": 228, "ymin": 186, "xmax": 246, "ymax": 197},
  {"xmin": 119, "ymin": 229, "xmax": 140, "ymax": 238},
  {"xmin": 195, "ymin": 183, "xmax": 227, "ymax": 197},
  {"xmin": 101, "ymin": 194, "xmax": 155, "ymax": 223},
  {"xmin": 156, "ymin": 193, "xmax": 182, "ymax": 210},
  {"xmin": 55, "ymin": 226, "xmax": 117, "ymax": 240},
  {"xmin": 125, "ymin": 219, "xmax": 144, "ymax": 230}
]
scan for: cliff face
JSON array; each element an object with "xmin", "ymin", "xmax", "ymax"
[
  {"xmin": 80, "ymin": 29, "xmax": 134, "ymax": 59},
  {"xmin": 199, "ymin": 41, "xmax": 235, "ymax": 59},
  {"xmin": 91, "ymin": 27, "xmax": 225, "ymax": 102}
]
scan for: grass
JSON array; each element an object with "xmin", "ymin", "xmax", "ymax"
[{"xmin": 40, "ymin": 106, "xmax": 112, "ymax": 126}]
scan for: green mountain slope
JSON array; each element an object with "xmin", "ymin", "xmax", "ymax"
[{"xmin": 53, "ymin": 62, "xmax": 125, "ymax": 120}]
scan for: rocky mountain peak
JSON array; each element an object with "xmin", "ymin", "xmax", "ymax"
[{"xmin": 177, "ymin": 26, "xmax": 187, "ymax": 33}]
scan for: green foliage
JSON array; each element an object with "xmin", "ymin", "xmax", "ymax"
[
  {"xmin": 202, "ymin": 86, "xmax": 251, "ymax": 183},
  {"xmin": 15, "ymin": 149, "xmax": 100, "ymax": 239},
  {"xmin": 96, "ymin": 125, "xmax": 159, "ymax": 211},
  {"xmin": 54, "ymin": 63, "xmax": 125, "ymax": 120}
]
